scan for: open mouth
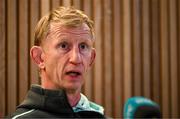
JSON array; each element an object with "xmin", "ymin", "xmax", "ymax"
[{"xmin": 66, "ymin": 71, "xmax": 81, "ymax": 76}]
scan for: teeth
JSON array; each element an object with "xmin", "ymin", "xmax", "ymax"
[{"xmin": 69, "ymin": 72, "xmax": 78, "ymax": 76}]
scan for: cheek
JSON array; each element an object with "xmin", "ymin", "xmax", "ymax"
[
  {"xmin": 44, "ymin": 53, "xmax": 59, "ymax": 71},
  {"xmin": 45, "ymin": 55, "xmax": 67, "ymax": 80},
  {"xmin": 56, "ymin": 55, "xmax": 69, "ymax": 72},
  {"xmin": 44, "ymin": 57, "xmax": 57, "ymax": 75},
  {"xmin": 83, "ymin": 56, "xmax": 92, "ymax": 71},
  {"xmin": 56, "ymin": 59, "xmax": 65, "ymax": 72}
]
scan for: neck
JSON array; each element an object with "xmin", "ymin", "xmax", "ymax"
[{"xmin": 66, "ymin": 91, "xmax": 81, "ymax": 107}]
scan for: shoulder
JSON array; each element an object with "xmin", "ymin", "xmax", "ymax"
[{"xmin": 9, "ymin": 108, "xmax": 58, "ymax": 119}]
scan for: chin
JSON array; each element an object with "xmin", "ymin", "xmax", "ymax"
[{"xmin": 65, "ymin": 84, "xmax": 82, "ymax": 92}]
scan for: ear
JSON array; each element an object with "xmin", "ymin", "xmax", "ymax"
[
  {"xmin": 30, "ymin": 46, "xmax": 45, "ymax": 69},
  {"xmin": 89, "ymin": 48, "xmax": 96, "ymax": 66}
]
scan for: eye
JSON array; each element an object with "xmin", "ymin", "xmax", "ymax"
[
  {"xmin": 58, "ymin": 41, "xmax": 69, "ymax": 50},
  {"xmin": 79, "ymin": 43, "xmax": 89, "ymax": 50}
]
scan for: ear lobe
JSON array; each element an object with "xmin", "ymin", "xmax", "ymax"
[
  {"xmin": 30, "ymin": 46, "xmax": 45, "ymax": 69},
  {"xmin": 89, "ymin": 48, "xmax": 96, "ymax": 66}
]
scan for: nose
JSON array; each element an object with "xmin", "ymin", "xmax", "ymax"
[{"xmin": 69, "ymin": 46, "xmax": 82, "ymax": 65}]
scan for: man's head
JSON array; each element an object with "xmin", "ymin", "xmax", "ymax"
[
  {"xmin": 30, "ymin": 6, "xmax": 96, "ymax": 93},
  {"xmin": 34, "ymin": 6, "xmax": 94, "ymax": 46}
]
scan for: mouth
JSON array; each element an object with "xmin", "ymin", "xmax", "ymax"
[{"xmin": 65, "ymin": 71, "xmax": 81, "ymax": 76}]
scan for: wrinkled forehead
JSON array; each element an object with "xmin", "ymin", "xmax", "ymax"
[
  {"xmin": 41, "ymin": 22, "xmax": 94, "ymax": 49},
  {"xmin": 48, "ymin": 22, "xmax": 94, "ymax": 39},
  {"xmin": 51, "ymin": 22, "xmax": 90, "ymax": 30}
]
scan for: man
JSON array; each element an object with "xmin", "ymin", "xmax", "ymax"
[{"xmin": 10, "ymin": 6, "xmax": 105, "ymax": 118}]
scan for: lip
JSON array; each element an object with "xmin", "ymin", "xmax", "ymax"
[
  {"xmin": 65, "ymin": 69, "xmax": 83, "ymax": 80},
  {"xmin": 65, "ymin": 69, "xmax": 82, "ymax": 74}
]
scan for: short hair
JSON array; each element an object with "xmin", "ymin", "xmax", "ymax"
[{"xmin": 34, "ymin": 6, "xmax": 94, "ymax": 46}]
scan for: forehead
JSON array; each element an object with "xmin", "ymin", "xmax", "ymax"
[
  {"xmin": 42, "ymin": 23, "xmax": 94, "ymax": 49},
  {"xmin": 48, "ymin": 23, "xmax": 93, "ymax": 38},
  {"xmin": 41, "ymin": 23, "xmax": 94, "ymax": 48}
]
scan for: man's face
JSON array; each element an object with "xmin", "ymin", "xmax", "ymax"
[{"xmin": 40, "ymin": 23, "xmax": 95, "ymax": 92}]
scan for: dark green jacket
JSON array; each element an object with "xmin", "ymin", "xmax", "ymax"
[{"xmin": 10, "ymin": 85, "xmax": 105, "ymax": 118}]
